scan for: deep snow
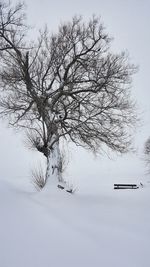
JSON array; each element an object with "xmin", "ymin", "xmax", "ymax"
[{"xmin": 0, "ymin": 175, "xmax": 150, "ymax": 267}]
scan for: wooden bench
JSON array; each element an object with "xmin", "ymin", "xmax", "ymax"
[{"xmin": 114, "ymin": 184, "xmax": 139, "ymax": 189}]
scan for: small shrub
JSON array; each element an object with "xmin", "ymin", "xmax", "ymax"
[{"xmin": 31, "ymin": 165, "xmax": 46, "ymax": 191}]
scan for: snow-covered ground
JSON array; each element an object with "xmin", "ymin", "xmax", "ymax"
[{"xmin": 0, "ymin": 174, "xmax": 150, "ymax": 267}]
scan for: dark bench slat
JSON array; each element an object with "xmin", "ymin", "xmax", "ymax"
[
  {"xmin": 114, "ymin": 186, "xmax": 139, "ymax": 189},
  {"xmin": 114, "ymin": 184, "xmax": 137, "ymax": 186}
]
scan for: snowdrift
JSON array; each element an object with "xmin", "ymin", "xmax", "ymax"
[{"xmin": 0, "ymin": 178, "xmax": 150, "ymax": 267}]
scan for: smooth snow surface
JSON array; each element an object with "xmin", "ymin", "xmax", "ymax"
[{"xmin": 0, "ymin": 178, "xmax": 150, "ymax": 267}]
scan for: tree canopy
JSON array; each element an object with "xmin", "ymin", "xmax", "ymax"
[{"xmin": 0, "ymin": 1, "xmax": 137, "ymax": 188}]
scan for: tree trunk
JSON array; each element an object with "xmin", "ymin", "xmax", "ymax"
[{"xmin": 45, "ymin": 138, "xmax": 64, "ymax": 187}]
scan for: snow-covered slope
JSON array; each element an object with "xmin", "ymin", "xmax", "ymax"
[{"xmin": 0, "ymin": 178, "xmax": 150, "ymax": 267}]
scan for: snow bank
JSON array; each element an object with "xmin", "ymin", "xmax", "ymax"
[{"xmin": 0, "ymin": 178, "xmax": 150, "ymax": 267}]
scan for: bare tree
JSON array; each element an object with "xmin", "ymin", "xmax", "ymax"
[
  {"xmin": 144, "ymin": 137, "xmax": 150, "ymax": 173},
  {"xmin": 0, "ymin": 2, "xmax": 137, "ymax": 189}
]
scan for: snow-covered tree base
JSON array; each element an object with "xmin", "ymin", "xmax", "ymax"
[{"xmin": 43, "ymin": 139, "xmax": 70, "ymax": 192}]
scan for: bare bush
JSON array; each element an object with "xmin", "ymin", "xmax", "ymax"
[
  {"xmin": 31, "ymin": 165, "xmax": 46, "ymax": 191},
  {"xmin": 144, "ymin": 137, "xmax": 150, "ymax": 173}
]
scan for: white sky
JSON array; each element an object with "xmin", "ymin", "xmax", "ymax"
[{"xmin": 0, "ymin": 0, "xmax": 150, "ymax": 187}]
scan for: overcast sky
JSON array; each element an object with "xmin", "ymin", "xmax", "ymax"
[{"xmin": 0, "ymin": 0, "xmax": 150, "ymax": 188}]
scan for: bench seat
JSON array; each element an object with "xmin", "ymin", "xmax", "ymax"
[{"xmin": 114, "ymin": 184, "xmax": 139, "ymax": 189}]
